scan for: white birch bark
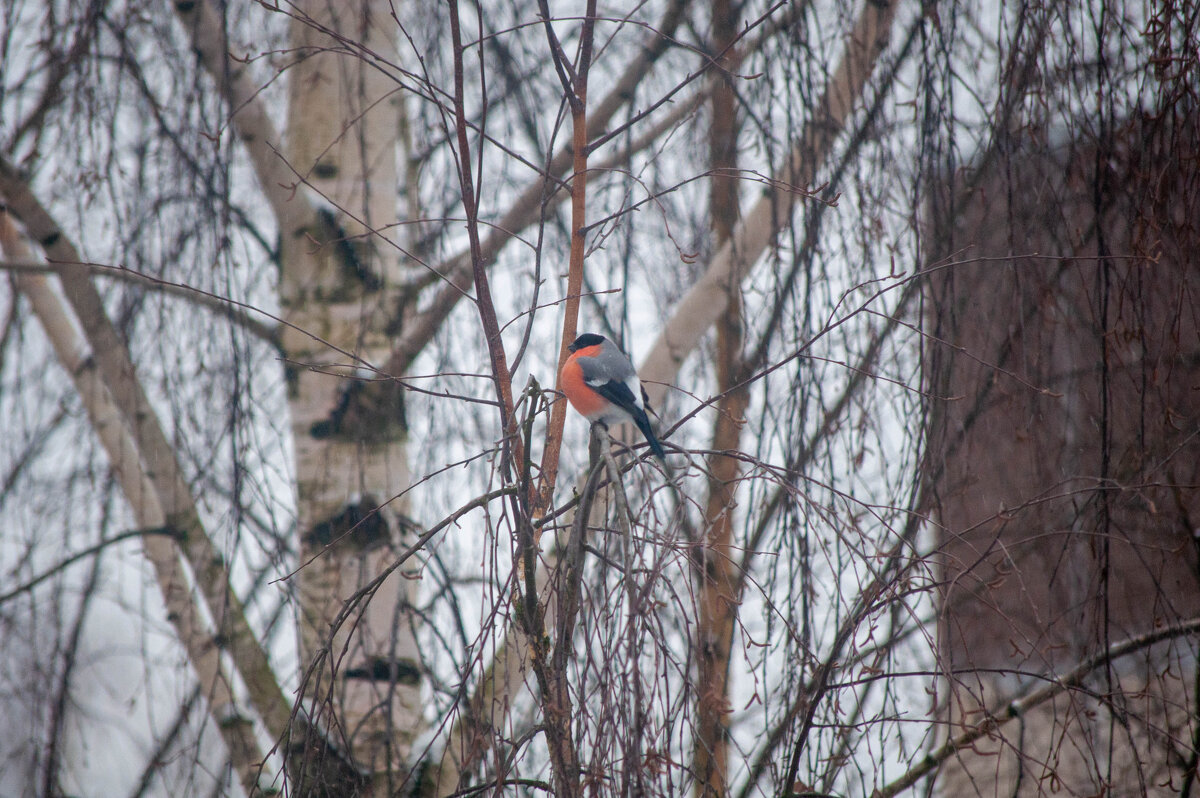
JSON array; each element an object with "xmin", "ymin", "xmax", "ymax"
[
  {"xmin": 279, "ymin": 0, "xmax": 422, "ymax": 780},
  {"xmin": 170, "ymin": 0, "xmax": 424, "ymax": 779}
]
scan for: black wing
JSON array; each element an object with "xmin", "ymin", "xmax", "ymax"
[
  {"xmin": 590, "ymin": 378, "xmax": 666, "ymax": 460},
  {"xmin": 588, "ymin": 377, "xmax": 640, "ymax": 414}
]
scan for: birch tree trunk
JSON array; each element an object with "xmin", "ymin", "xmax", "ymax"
[{"xmin": 278, "ymin": 1, "xmax": 422, "ymax": 787}]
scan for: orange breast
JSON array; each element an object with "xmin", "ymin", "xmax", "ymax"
[{"xmin": 560, "ymin": 351, "xmax": 609, "ymax": 418}]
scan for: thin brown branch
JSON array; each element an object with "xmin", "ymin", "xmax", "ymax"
[
  {"xmin": 738, "ymin": 494, "xmax": 926, "ymax": 798},
  {"xmin": 0, "ymin": 258, "xmax": 279, "ymax": 345},
  {"xmin": 534, "ymin": 0, "xmax": 597, "ymax": 528},
  {"xmin": 601, "ymin": 437, "xmax": 644, "ymax": 797},
  {"xmin": 537, "ymin": 0, "xmax": 580, "ymax": 109},
  {"xmin": 738, "ymin": 277, "xmax": 921, "ymax": 582},
  {"xmin": 0, "ymin": 527, "xmax": 180, "ymax": 605},
  {"xmin": 42, "ymin": 497, "xmax": 108, "ymax": 798},
  {"xmin": 521, "ymin": 4, "xmax": 597, "ymax": 793},
  {"xmin": 693, "ymin": 0, "xmax": 745, "ymax": 792},
  {"xmin": 386, "ymin": 0, "xmax": 693, "ymax": 377},
  {"xmin": 447, "ymin": 0, "xmax": 524, "ymax": 479}
]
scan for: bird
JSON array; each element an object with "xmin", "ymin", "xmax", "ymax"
[{"xmin": 560, "ymin": 332, "xmax": 666, "ymax": 461}]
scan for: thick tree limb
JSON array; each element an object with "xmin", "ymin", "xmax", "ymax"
[
  {"xmin": 692, "ymin": 0, "xmax": 746, "ymax": 792},
  {"xmin": 0, "ymin": 167, "xmax": 295, "ymax": 752},
  {"xmin": 640, "ymin": 0, "xmax": 901, "ymax": 404},
  {"xmin": 0, "ymin": 208, "xmax": 275, "ymax": 794}
]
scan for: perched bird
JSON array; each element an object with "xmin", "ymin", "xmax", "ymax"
[{"xmin": 560, "ymin": 332, "xmax": 666, "ymax": 461}]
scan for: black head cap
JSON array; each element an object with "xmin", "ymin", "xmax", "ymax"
[{"xmin": 568, "ymin": 333, "xmax": 607, "ymax": 352}]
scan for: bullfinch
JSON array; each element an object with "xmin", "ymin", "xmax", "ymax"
[{"xmin": 560, "ymin": 332, "xmax": 666, "ymax": 461}]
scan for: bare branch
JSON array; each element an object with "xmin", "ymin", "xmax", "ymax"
[
  {"xmin": 872, "ymin": 616, "xmax": 1200, "ymax": 798},
  {"xmin": 0, "ymin": 207, "xmax": 275, "ymax": 793},
  {"xmin": 0, "ymin": 258, "xmax": 279, "ymax": 345},
  {"xmin": 0, "ymin": 526, "xmax": 180, "ymax": 606},
  {"xmin": 170, "ymin": 0, "xmax": 322, "ymax": 243}
]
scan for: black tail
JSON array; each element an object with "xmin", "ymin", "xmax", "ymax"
[{"xmin": 633, "ymin": 411, "xmax": 666, "ymax": 461}]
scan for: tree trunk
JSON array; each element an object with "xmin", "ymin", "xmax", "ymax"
[
  {"xmin": 280, "ymin": 1, "xmax": 422, "ymax": 789},
  {"xmin": 693, "ymin": 0, "xmax": 746, "ymax": 794},
  {"xmin": 929, "ymin": 114, "xmax": 1200, "ymax": 797}
]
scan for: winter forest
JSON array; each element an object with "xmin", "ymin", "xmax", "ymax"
[{"xmin": 0, "ymin": 0, "xmax": 1197, "ymax": 795}]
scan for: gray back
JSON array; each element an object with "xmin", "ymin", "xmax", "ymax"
[{"xmin": 577, "ymin": 341, "xmax": 635, "ymax": 385}]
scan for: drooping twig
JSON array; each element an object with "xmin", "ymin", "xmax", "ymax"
[{"xmin": 639, "ymin": 0, "xmax": 901, "ymax": 406}]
